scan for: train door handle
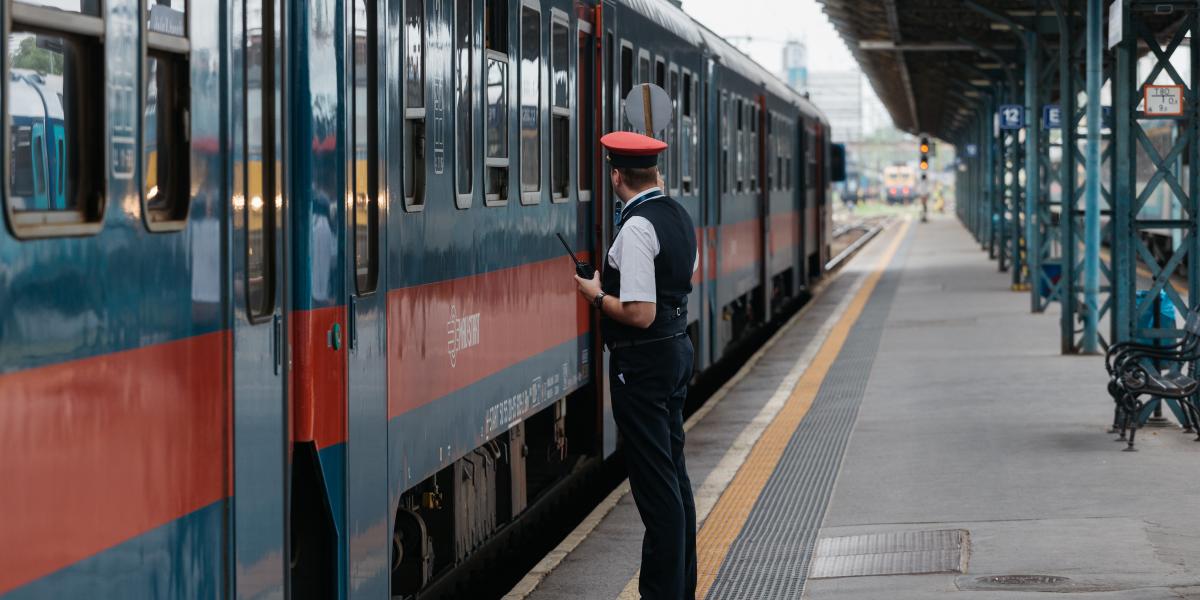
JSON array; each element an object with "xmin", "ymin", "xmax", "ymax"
[
  {"xmin": 348, "ymin": 296, "xmax": 358, "ymax": 351},
  {"xmin": 272, "ymin": 314, "xmax": 282, "ymax": 375}
]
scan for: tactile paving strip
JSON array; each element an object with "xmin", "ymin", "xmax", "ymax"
[
  {"xmin": 808, "ymin": 529, "xmax": 969, "ymax": 579},
  {"xmin": 705, "ymin": 235, "xmax": 909, "ymax": 599}
]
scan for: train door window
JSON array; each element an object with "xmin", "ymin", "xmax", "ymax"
[
  {"xmin": 5, "ymin": 1, "xmax": 105, "ymax": 237},
  {"xmin": 143, "ymin": 0, "xmax": 190, "ymax": 231},
  {"xmin": 403, "ymin": 0, "xmax": 426, "ymax": 210},
  {"xmin": 485, "ymin": 0, "xmax": 509, "ymax": 205},
  {"xmin": 681, "ymin": 70, "xmax": 693, "ymax": 194},
  {"xmin": 549, "ymin": 10, "xmax": 568, "ymax": 202},
  {"xmin": 454, "ymin": 0, "xmax": 473, "ymax": 207},
  {"xmin": 518, "ymin": 1, "xmax": 540, "ymax": 204},
  {"xmin": 242, "ymin": 0, "xmax": 278, "ymax": 319},
  {"xmin": 766, "ymin": 113, "xmax": 773, "ymax": 191},
  {"xmin": 619, "ymin": 42, "xmax": 632, "ymax": 127},
  {"xmin": 576, "ymin": 21, "xmax": 592, "ymax": 201},
  {"xmin": 637, "ymin": 50, "xmax": 649, "ymax": 87},
  {"xmin": 668, "ymin": 65, "xmax": 679, "ymax": 194},
  {"xmin": 353, "ymin": 0, "xmax": 379, "ymax": 291}
]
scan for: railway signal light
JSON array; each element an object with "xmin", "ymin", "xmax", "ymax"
[{"xmin": 919, "ymin": 135, "xmax": 931, "ymax": 173}]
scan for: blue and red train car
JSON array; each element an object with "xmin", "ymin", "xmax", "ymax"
[{"xmin": 0, "ymin": 0, "xmax": 834, "ymax": 598}]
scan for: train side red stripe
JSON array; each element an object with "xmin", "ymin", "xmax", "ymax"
[
  {"xmin": 0, "ymin": 332, "xmax": 229, "ymax": 594},
  {"xmin": 387, "ymin": 255, "xmax": 591, "ymax": 419}
]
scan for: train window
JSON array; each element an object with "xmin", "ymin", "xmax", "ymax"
[
  {"xmin": 519, "ymin": 3, "xmax": 540, "ymax": 204},
  {"xmin": 354, "ymin": 0, "xmax": 379, "ymax": 292},
  {"xmin": 720, "ymin": 92, "xmax": 728, "ymax": 193},
  {"xmin": 668, "ymin": 66, "xmax": 679, "ymax": 193},
  {"xmin": 142, "ymin": 1, "xmax": 191, "ymax": 231},
  {"xmin": 550, "ymin": 12, "xmax": 568, "ymax": 202},
  {"xmin": 243, "ymin": 0, "xmax": 278, "ymax": 320},
  {"xmin": 403, "ymin": 0, "xmax": 426, "ymax": 210},
  {"xmin": 748, "ymin": 105, "xmax": 757, "ymax": 192},
  {"xmin": 577, "ymin": 25, "xmax": 593, "ymax": 201},
  {"xmin": 485, "ymin": 0, "xmax": 507, "ymax": 50},
  {"xmin": 729, "ymin": 97, "xmax": 739, "ymax": 192},
  {"xmin": 485, "ymin": 0, "xmax": 509, "ymax": 205},
  {"xmin": 5, "ymin": 4, "xmax": 105, "ymax": 237},
  {"xmin": 619, "ymin": 43, "xmax": 632, "ymax": 126},
  {"xmin": 681, "ymin": 71, "xmax": 693, "ymax": 194},
  {"xmin": 655, "ymin": 57, "xmax": 665, "ymax": 88},
  {"xmin": 689, "ymin": 77, "xmax": 699, "ymax": 194},
  {"xmin": 455, "ymin": 0, "xmax": 473, "ymax": 206},
  {"xmin": 637, "ymin": 51, "xmax": 649, "ymax": 87}
]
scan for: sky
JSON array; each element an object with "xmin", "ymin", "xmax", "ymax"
[{"xmin": 679, "ymin": 0, "xmax": 856, "ymax": 75}]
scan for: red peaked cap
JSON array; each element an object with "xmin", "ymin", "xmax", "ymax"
[{"xmin": 601, "ymin": 131, "xmax": 667, "ymax": 168}]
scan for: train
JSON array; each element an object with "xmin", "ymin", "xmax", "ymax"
[
  {"xmin": 883, "ymin": 163, "xmax": 916, "ymax": 204},
  {"xmin": 0, "ymin": 0, "xmax": 839, "ymax": 599}
]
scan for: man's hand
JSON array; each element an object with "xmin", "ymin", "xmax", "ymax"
[{"xmin": 575, "ymin": 271, "xmax": 602, "ymax": 303}]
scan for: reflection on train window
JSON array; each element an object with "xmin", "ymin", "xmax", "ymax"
[
  {"xmin": 681, "ymin": 71, "xmax": 693, "ymax": 194},
  {"xmin": 748, "ymin": 105, "xmax": 757, "ymax": 192},
  {"xmin": 147, "ymin": 0, "xmax": 187, "ymax": 36},
  {"xmin": 404, "ymin": 0, "xmax": 426, "ymax": 210},
  {"xmin": 577, "ymin": 29, "xmax": 593, "ymax": 199},
  {"xmin": 667, "ymin": 67, "xmax": 678, "ymax": 192},
  {"xmin": 455, "ymin": 0, "xmax": 472, "ymax": 204},
  {"xmin": 637, "ymin": 52, "xmax": 649, "ymax": 87},
  {"xmin": 655, "ymin": 58, "xmax": 665, "ymax": 88},
  {"xmin": 6, "ymin": 28, "xmax": 103, "ymax": 233},
  {"xmin": 550, "ymin": 15, "xmax": 568, "ymax": 201},
  {"xmin": 14, "ymin": 0, "xmax": 100, "ymax": 15},
  {"xmin": 518, "ymin": 4, "xmax": 540, "ymax": 202},
  {"xmin": 354, "ymin": 0, "xmax": 379, "ymax": 292},
  {"xmin": 485, "ymin": 54, "xmax": 509, "ymax": 204},
  {"xmin": 143, "ymin": 53, "xmax": 190, "ymax": 226},
  {"xmin": 485, "ymin": 0, "xmax": 509, "ymax": 204},
  {"xmin": 244, "ymin": 0, "xmax": 277, "ymax": 320}
]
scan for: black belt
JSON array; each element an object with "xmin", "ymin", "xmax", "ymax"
[{"xmin": 607, "ymin": 331, "xmax": 687, "ymax": 351}]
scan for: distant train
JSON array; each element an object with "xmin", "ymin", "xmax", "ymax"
[
  {"xmin": 0, "ymin": 0, "xmax": 838, "ymax": 599},
  {"xmin": 884, "ymin": 163, "xmax": 917, "ymax": 204}
]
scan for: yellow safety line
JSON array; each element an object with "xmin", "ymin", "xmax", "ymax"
[{"xmin": 683, "ymin": 218, "xmax": 911, "ymax": 599}]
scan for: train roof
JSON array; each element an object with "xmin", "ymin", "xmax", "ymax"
[
  {"xmin": 618, "ymin": 0, "xmax": 828, "ymax": 126},
  {"xmin": 616, "ymin": 0, "xmax": 705, "ymax": 46}
]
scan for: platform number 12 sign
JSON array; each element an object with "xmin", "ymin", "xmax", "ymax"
[{"xmin": 998, "ymin": 105, "xmax": 1025, "ymax": 130}]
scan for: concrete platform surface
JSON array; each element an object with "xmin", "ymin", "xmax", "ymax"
[{"xmin": 510, "ymin": 216, "xmax": 1200, "ymax": 600}]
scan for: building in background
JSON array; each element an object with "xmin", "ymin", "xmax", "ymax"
[
  {"xmin": 806, "ymin": 70, "xmax": 862, "ymax": 143},
  {"xmin": 782, "ymin": 38, "xmax": 807, "ymax": 93}
]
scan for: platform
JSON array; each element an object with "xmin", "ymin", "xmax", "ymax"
[{"xmin": 507, "ymin": 215, "xmax": 1200, "ymax": 600}]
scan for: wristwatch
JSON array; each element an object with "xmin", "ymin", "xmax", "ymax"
[{"xmin": 592, "ymin": 291, "xmax": 607, "ymax": 310}]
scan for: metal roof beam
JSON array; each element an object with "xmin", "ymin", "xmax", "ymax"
[
  {"xmin": 858, "ymin": 41, "xmax": 994, "ymax": 51},
  {"xmin": 883, "ymin": 0, "xmax": 920, "ymax": 132}
]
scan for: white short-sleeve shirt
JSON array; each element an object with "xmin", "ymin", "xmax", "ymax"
[{"xmin": 607, "ymin": 189, "xmax": 699, "ymax": 304}]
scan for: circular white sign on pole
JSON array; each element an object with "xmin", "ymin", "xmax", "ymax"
[{"xmin": 623, "ymin": 83, "xmax": 673, "ymax": 137}]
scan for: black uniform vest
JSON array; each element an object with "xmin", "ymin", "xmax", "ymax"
[{"xmin": 600, "ymin": 195, "xmax": 697, "ymax": 344}]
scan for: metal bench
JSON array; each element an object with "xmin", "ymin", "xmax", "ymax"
[{"xmin": 1105, "ymin": 310, "xmax": 1200, "ymax": 450}]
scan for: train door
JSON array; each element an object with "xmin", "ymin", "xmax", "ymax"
[
  {"xmin": 598, "ymin": 0, "xmax": 618, "ymax": 458},
  {"xmin": 231, "ymin": 0, "xmax": 290, "ymax": 596},
  {"xmin": 345, "ymin": 0, "xmax": 390, "ymax": 596}
]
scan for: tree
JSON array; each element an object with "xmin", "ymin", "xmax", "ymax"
[{"xmin": 10, "ymin": 36, "xmax": 64, "ymax": 75}]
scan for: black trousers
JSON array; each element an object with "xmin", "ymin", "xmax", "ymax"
[{"xmin": 610, "ymin": 336, "xmax": 697, "ymax": 600}]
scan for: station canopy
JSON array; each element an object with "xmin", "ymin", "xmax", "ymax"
[{"xmin": 816, "ymin": 0, "xmax": 1041, "ymax": 140}]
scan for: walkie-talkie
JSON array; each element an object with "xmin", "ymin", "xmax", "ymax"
[{"xmin": 556, "ymin": 233, "xmax": 596, "ymax": 279}]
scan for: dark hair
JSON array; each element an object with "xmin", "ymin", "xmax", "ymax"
[{"xmin": 615, "ymin": 166, "xmax": 659, "ymax": 189}]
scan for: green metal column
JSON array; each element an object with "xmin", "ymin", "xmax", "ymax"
[
  {"xmin": 1082, "ymin": 0, "xmax": 1104, "ymax": 352},
  {"xmin": 1054, "ymin": 0, "xmax": 1078, "ymax": 353},
  {"xmin": 1110, "ymin": 1, "xmax": 1133, "ymax": 344},
  {"xmin": 1024, "ymin": 29, "xmax": 1041, "ymax": 303}
]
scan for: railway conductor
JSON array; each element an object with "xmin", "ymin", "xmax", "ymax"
[{"xmin": 575, "ymin": 130, "xmax": 699, "ymax": 599}]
